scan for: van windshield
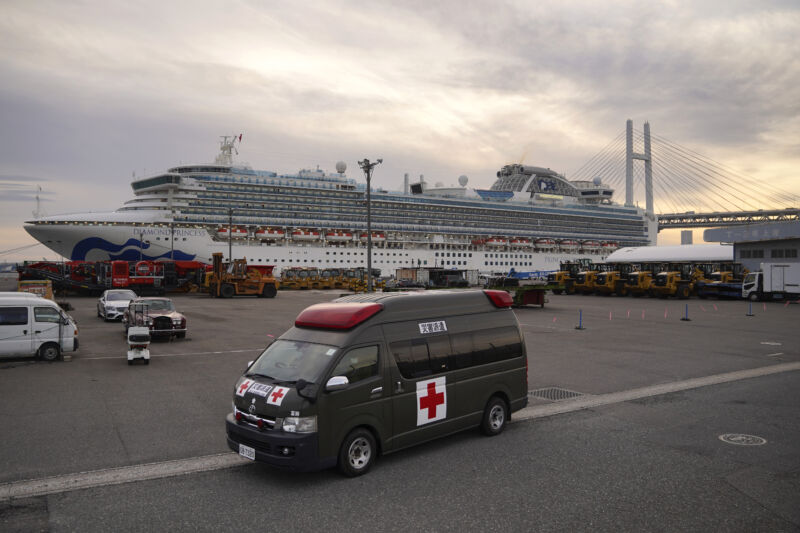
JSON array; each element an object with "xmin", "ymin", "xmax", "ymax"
[{"xmin": 247, "ymin": 339, "xmax": 337, "ymax": 384}]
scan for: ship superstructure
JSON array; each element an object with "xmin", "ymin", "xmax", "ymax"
[{"xmin": 25, "ymin": 136, "xmax": 653, "ymax": 275}]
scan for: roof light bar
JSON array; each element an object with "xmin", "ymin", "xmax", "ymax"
[
  {"xmin": 295, "ymin": 302, "xmax": 384, "ymax": 330},
  {"xmin": 483, "ymin": 290, "xmax": 513, "ymax": 308}
]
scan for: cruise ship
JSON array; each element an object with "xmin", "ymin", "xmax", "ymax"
[{"xmin": 24, "ymin": 136, "xmax": 655, "ymax": 276}]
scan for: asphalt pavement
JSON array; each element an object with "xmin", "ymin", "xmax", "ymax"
[{"xmin": 1, "ymin": 290, "xmax": 798, "ymax": 531}]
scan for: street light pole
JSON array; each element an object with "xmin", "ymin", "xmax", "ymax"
[
  {"xmin": 228, "ymin": 207, "xmax": 233, "ymax": 261},
  {"xmin": 358, "ymin": 158, "xmax": 382, "ymax": 292}
]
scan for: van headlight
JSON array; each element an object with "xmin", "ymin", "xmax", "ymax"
[{"xmin": 281, "ymin": 416, "xmax": 317, "ymax": 433}]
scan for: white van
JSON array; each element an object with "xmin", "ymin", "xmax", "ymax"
[{"xmin": 0, "ymin": 293, "xmax": 79, "ymax": 360}]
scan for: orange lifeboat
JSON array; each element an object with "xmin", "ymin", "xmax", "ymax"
[
  {"xmin": 326, "ymin": 231, "xmax": 353, "ymax": 242},
  {"xmin": 216, "ymin": 226, "xmax": 248, "ymax": 239},
  {"xmin": 486, "ymin": 237, "xmax": 508, "ymax": 247},
  {"xmin": 534, "ymin": 238, "xmax": 556, "ymax": 250},
  {"xmin": 581, "ymin": 240, "xmax": 601, "ymax": 252},
  {"xmin": 359, "ymin": 232, "xmax": 386, "ymax": 243},
  {"xmin": 255, "ymin": 228, "xmax": 285, "ymax": 240},
  {"xmin": 292, "ymin": 229, "xmax": 320, "ymax": 241},
  {"xmin": 509, "ymin": 237, "xmax": 531, "ymax": 248},
  {"xmin": 559, "ymin": 239, "xmax": 579, "ymax": 252}
]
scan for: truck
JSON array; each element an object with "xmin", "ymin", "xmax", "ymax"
[
  {"xmin": 742, "ymin": 263, "xmax": 800, "ymax": 301},
  {"xmin": 207, "ymin": 253, "xmax": 279, "ymax": 298}
]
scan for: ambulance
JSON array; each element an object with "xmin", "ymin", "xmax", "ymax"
[{"xmin": 225, "ymin": 290, "xmax": 528, "ymax": 476}]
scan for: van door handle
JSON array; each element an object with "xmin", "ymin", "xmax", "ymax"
[
  {"xmin": 371, "ymin": 387, "xmax": 383, "ymax": 395},
  {"xmin": 35, "ymin": 330, "xmax": 41, "ymax": 334},
  {"xmin": 23, "ymin": 330, "xmax": 27, "ymax": 335},
  {"xmin": 395, "ymin": 381, "xmax": 403, "ymax": 393}
]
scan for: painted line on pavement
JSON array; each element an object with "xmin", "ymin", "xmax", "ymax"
[
  {"xmin": 514, "ymin": 361, "xmax": 800, "ymax": 422},
  {"xmin": 2, "ymin": 361, "xmax": 798, "ymax": 502},
  {"xmin": 80, "ymin": 348, "xmax": 263, "ymax": 360}
]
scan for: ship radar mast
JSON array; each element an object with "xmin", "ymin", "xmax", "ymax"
[{"xmin": 214, "ymin": 134, "xmax": 242, "ymax": 166}]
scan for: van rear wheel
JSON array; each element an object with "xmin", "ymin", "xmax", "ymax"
[
  {"xmin": 338, "ymin": 428, "xmax": 375, "ymax": 477},
  {"xmin": 481, "ymin": 397, "xmax": 508, "ymax": 436},
  {"xmin": 39, "ymin": 343, "xmax": 60, "ymax": 362}
]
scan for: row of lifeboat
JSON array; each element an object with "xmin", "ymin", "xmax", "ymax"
[
  {"xmin": 473, "ymin": 237, "xmax": 618, "ymax": 253},
  {"xmin": 215, "ymin": 227, "xmax": 386, "ymax": 243}
]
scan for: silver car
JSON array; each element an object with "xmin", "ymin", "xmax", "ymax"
[{"xmin": 97, "ymin": 289, "xmax": 138, "ymax": 321}]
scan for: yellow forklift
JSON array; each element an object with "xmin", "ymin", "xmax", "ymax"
[{"xmin": 207, "ymin": 253, "xmax": 279, "ymax": 298}]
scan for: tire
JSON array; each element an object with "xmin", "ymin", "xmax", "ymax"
[
  {"xmin": 39, "ymin": 343, "xmax": 60, "ymax": 362},
  {"xmin": 481, "ymin": 396, "xmax": 508, "ymax": 436},
  {"xmin": 748, "ymin": 292, "xmax": 760, "ymax": 302},
  {"xmin": 220, "ymin": 284, "xmax": 235, "ymax": 298},
  {"xmin": 176, "ymin": 332, "xmax": 186, "ymax": 339},
  {"xmin": 144, "ymin": 359, "xmax": 150, "ymax": 365},
  {"xmin": 552, "ymin": 289, "xmax": 562, "ymax": 295},
  {"xmin": 262, "ymin": 284, "xmax": 277, "ymax": 298},
  {"xmin": 678, "ymin": 285, "xmax": 690, "ymax": 299},
  {"xmin": 338, "ymin": 428, "xmax": 376, "ymax": 477},
  {"xmin": 128, "ymin": 359, "xmax": 133, "ymax": 366}
]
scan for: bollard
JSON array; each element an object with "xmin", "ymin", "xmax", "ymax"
[
  {"xmin": 575, "ymin": 309, "xmax": 585, "ymax": 330},
  {"xmin": 746, "ymin": 301, "xmax": 753, "ymax": 317},
  {"xmin": 680, "ymin": 303, "xmax": 691, "ymax": 321}
]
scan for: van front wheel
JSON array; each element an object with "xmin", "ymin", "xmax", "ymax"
[
  {"xmin": 338, "ymin": 428, "xmax": 375, "ymax": 477},
  {"xmin": 39, "ymin": 343, "xmax": 60, "ymax": 362},
  {"xmin": 481, "ymin": 397, "xmax": 507, "ymax": 436}
]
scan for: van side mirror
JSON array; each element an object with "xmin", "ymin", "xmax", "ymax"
[
  {"xmin": 62, "ymin": 318, "xmax": 70, "ymax": 326},
  {"xmin": 325, "ymin": 375, "xmax": 349, "ymax": 391}
]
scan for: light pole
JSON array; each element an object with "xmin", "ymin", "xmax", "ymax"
[
  {"xmin": 358, "ymin": 158, "xmax": 382, "ymax": 292},
  {"xmin": 227, "ymin": 207, "xmax": 233, "ymax": 261}
]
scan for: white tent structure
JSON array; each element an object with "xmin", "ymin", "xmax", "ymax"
[{"xmin": 604, "ymin": 244, "xmax": 733, "ymax": 263}]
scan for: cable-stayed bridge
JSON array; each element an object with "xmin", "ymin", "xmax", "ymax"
[{"xmin": 571, "ymin": 120, "xmax": 800, "ymax": 231}]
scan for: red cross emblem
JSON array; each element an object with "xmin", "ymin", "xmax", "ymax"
[
  {"xmin": 267, "ymin": 386, "xmax": 289, "ymax": 406},
  {"xmin": 418, "ymin": 380, "xmax": 445, "ymax": 421},
  {"xmin": 236, "ymin": 379, "xmax": 252, "ymax": 397},
  {"xmin": 270, "ymin": 388, "xmax": 285, "ymax": 403},
  {"xmin": 417, "ymin": 376, "xmax": 447, "ymax": 426}
]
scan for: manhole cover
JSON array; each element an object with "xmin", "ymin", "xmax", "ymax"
[
  {"xmin": 718, "ymin": 434, "xmax": 767, "ymax": 446},
  {"xmin": 529, "ymin": 387, "xmax": 584, "ymax": 402}
]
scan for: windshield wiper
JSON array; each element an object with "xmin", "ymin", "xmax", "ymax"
[{"xmin": 245, "ymin": 372, "xmax": 277, "ymax": 380}]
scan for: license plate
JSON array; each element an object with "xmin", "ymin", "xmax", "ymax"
[{"xmin": 239, "ymin": 443, "xmax": 255, "ymax": 461}]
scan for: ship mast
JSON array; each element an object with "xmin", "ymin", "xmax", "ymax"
[{"xmin": 215, "ymin": 134, "xmax": 241, "ymax": 166}]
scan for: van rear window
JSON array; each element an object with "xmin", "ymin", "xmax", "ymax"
[
  {"xmin": 0, "ymin": 307, "xmax": 28, "ymax": 326},
  {"xmin": 391, "ymin": 326, "xmax": 522, "ymax": 379}
]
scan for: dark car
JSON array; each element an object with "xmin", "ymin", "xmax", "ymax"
[{"xmin": 122, "ymin": 297, "xmax": 187, "ymax": 339}]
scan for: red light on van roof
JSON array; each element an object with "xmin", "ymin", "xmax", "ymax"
[
  {"xmin": 483, "ymin": 290, "xmax": 513, "ymax": 308},
  {"xmin": 295, "ymin": 302, "xmax": 384, "ymax": 330}
]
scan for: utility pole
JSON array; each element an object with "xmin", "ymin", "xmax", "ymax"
[
  {"xmin": 228, "ymin": 207, "xmax": 233, "ymax": 261},
  {"xmin": 358, "ymin": 158, "xmax": 382, "ymax": 292}
]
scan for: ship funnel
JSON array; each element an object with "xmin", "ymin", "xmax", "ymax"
[{"xmin": 404, "ymin": 173, "xmax": 409, "ymax": 195}]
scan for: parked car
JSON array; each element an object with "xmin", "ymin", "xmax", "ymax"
[
  {"xmin": 97, "ymin": 289, "xmax": 137, "ymax": 321},
  {"xmin": 122, "ymin": 297, "xmax": 186, "ymax": 339}
]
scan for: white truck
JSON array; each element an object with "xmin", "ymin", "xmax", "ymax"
[{"xmin": 742, "ymin": 263, "xmax": 800, "ymax": 301}]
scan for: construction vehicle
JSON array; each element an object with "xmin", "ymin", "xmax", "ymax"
[
  {"xmin": 207, "ymin": 253, "xmax": 278, "ymax": 298},
  {"xmin": 279, "ymin": 267, "xmax": 302, "ymax": 290},
  {"xmin": 648, "ymin": 265, "xmax": 705, "ymax": 299},
  {"xmin": 573, "ymin": 267, "xmax": 600, "ymax": 294},
  {"xmin": 594, "ymin": 264, "xmax": 631, "ymax": 296},
  {"xmin": 696, "ymin": 266, "xmax": 745, "ymax": 299},
  {"xmin": 624, "ymin": 268, "xmax": 655, "ymax": 297},
  {"xmin": 320, "ymin": 268, "xmax": 347, "ymax": 289},
  {"xmin": 548, "ymin": 260, "xmax": 590, "ymax": 295}
]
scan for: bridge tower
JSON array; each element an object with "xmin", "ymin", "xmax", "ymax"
[{"xmin": 625, "ymin": 119, "xmax": 654, "ymax": 216}]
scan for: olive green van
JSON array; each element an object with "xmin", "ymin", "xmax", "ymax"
[{"xmin": 225, "ymin": 290, "xmax": 528, "ymax": 476}]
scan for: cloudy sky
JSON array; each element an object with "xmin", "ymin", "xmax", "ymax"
[{"xmin": 1, "ymin": 0, "xmax": 798, "ymax": 260}]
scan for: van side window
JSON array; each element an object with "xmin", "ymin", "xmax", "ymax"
[
  {"xmin": 0, "ymin": 307, "xmax": 28, "ymax": 326},
  {"xmin": 391, "ymin": 336, "xmax": 451, "ymax": 379},
  {"xmin": 391, "ymin": 339, "xmax": 431, "ymax": 379},
  {"xmin": 34, "ymin": 307, "xmax": 61, "ymax": 323},
  {"xmin": 331, "ymin": 345, "xmax": 379, "ymax": 384},
  {"xmin": 451, "ymin": 326, "xmax": 522, "ymax": 369}
]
